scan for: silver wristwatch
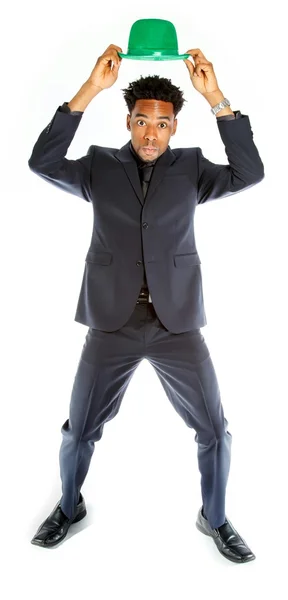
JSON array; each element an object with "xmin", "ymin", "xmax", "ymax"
[{"xmin": 211, "ymin": 98, "xmax": 231, "ymax": 115}]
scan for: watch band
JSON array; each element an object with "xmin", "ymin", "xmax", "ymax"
[{"xmin": 211, "ymin": 98, "xmax": 231, "ymax": 115}]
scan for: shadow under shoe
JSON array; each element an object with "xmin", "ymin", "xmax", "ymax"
[
  {"xmin": 196, "ymin": 506, "xmax": 256, "ymax": 563},
  {"xmin": 31, "ymin": 493, "xmax": 87, "ymax": 548}
]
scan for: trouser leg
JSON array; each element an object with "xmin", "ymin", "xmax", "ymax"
[
  {"xmin": 59, "ymin": 319, "xmax": 143, "ymax": 519},
  {"xmin": 145, "ymin": 316, "xmax": 232, "ymax": 529}
]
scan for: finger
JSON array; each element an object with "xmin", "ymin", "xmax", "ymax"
[
  {"xmin": 101, "ymin": 49, "xmax": 123, "ymax": 62},
  {"xmin": 186, "ymin": 61, "xmax": 212, "ymax": 78},
  {"xmin": 184, "ymin": 61, "xmax": 200, "ymax": 78},
  {"xmin": 107, "ymin": 44, "xmax": 123, "ymax": 52},
  {"xmin": 185, "ymin": 49, "xmax": 206, "ymax": 58},
  {"xmin": 183, "ymin": 59, "xmax": 195, "ymax": 74},
  {"xmin": 184, "ymin": 58, "xmax": 203, "ymax": 75},
  {"xmin": 185, "ymin": 49, "xmax": 209, "ymax": 63},
  {"xmin": 103, "ymin": 48, "xmax": 122, "ymax": 58},
  {"xmin": 196, "ymin": 62, "xmax": 212, "ymax": 73},
  {"xmin": 102, "ymin": 51, "xmax": 122, "ymax": 65}
]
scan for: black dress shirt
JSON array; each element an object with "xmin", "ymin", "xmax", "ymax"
[{"xmin": 59, "ymin": 102, "xmax": 242, "ymax": 299}]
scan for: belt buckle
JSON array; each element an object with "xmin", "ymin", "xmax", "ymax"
[
  {"xmin": 137, "ymin": 289, "xmax": 151, "ymax": 304},
  {"xmin": 137, "ymin": 297, "xmax": 148, "ymax": 304}
]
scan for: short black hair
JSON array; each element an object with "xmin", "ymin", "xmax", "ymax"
[{"xmin": 121, "ymin": 75, "xmax": 187, "ymax": 118}]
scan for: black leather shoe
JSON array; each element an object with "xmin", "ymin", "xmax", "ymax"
[
  {"xmin": 196, "ymin": 507, "xmax": 256, "ymax": 563},
  {"xmin": 31, "ymin": 493, "xmax": 87, "ymax": 548}
]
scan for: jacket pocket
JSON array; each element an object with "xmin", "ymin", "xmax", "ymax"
[
  {"xmin": 174, "ymin": 252, "xmax": 201, "ymax": 267},
  {"xmin": 85, "ymin": 251, "xmax": 113, "ymax": 265}
]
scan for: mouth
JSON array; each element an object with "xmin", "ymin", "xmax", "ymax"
[{"xmin": 142, "ymin": 146, "xmax": 157, "ymax": 155}]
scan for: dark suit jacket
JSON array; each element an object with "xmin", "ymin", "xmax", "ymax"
[{"xmin": 28, "ymin": 104, "xmax": 265, "ymax": 333}]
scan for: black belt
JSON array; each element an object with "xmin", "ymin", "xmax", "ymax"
[{"xmin": 136, "ymin": 288, "xmax": 153, "ymax": 304}]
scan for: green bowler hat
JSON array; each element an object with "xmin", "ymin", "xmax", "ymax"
[{"xmin": 118, "ymin": 19, "xmax": 190, "ymax": 61}]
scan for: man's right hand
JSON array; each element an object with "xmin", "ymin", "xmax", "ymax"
[{"xmin": 87, "ymin": 44, "xmax": 123, "ymax": 91}]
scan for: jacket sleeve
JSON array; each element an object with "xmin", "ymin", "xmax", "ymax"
[
  {"xmin": 28, "ymin": 104, "xmax": 93, "ymax": 202},
  {"xmin": 197, "ymin": 111, "xmax": 265, "ymax": 205}
]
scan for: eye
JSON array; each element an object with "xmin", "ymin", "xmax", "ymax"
[{"xmin": 137, "ymin": 120, "xmax": 167, "ymax": 128}]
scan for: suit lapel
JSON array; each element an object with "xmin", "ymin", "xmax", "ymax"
[{"xmin": 115, "ymin": 141, "xmax": 176, "ymax": 207}]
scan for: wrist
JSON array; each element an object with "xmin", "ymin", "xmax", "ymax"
[
  {"xmin": 203, "ymin": 89, "xmax": 225, "ymax": 105},
  {"xmin": 67, "ymin": 81, "xmax": 102, "ymax": 112},
  {"xmin": 85, "ymin": 80, "xmax": 103, "ymax": 94},
  {"xmin": 203, "ymin": 90, "xmax": 234, "ymax": 117}
]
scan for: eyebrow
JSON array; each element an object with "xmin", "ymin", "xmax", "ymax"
[{"xmin": 134, "ymin": 112, "xmax": 171, "ymax": 122}]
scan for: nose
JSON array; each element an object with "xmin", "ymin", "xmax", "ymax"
[{"xmin": 144, "ymin": 126, "xmax": 157, "ymax": 141}]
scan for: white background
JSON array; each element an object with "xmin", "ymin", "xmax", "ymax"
[{"xmin": 1, "ymin": 0, "xmax": 287, "ymax": 597}]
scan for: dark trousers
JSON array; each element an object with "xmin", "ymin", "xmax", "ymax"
[{"xmin": 59, "ymin": 302, "xmax": 232, "ymax": 529}]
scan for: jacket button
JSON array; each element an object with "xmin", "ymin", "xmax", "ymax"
[
  {"xmin": 136, "ymin": 260, "xmax": 142, "ymax": 266},
  {"xmin": 142, "ymin": 222, "xmax": 148, "ymax": 229}
]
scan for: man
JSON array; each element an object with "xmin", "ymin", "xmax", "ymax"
[{"xmin": 28, "ymin": 44, "xmax": 264, "ymax": 561}]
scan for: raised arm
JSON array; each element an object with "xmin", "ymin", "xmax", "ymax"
[{"xmin": 28, "ymin": 44, "xmax": 123, "ymax": 202}]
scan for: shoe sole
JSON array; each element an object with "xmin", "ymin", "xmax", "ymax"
[
  {"xmin": 195, "ymin": 520, "xmax": 256, "ymax": 563},
  {"xmin": 31, "ymin": 508, "xmax": 87, "ymax": 549}
]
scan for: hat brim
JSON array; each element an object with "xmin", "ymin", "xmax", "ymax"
[{"xmin": 118, "ymin": 52, "xmax": 190, "ymax": 61}]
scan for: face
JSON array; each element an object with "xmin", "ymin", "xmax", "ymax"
[{"xmin": 127, "ymin": 99, "xmax": 177, "ymax": 162}]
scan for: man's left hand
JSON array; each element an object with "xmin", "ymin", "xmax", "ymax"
[{"xmin": 184, "ymin": 49, "xmax": 220, "ymax": 95}]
